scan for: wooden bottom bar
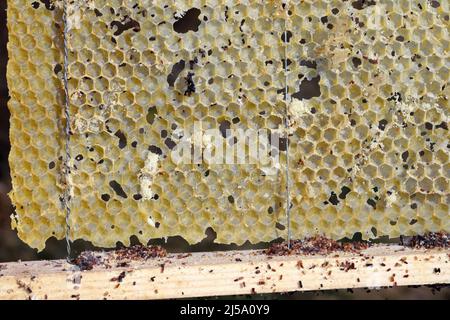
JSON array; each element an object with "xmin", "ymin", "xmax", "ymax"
[{"xmin": 0, "ymin": 245, "xmax": 448, "ymax": 299}]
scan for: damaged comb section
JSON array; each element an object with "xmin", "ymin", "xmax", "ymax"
[{"xmin": 6, "ymin": 0, "xmax": 450, "ymax": 250}]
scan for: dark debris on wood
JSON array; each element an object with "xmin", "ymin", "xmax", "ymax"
[
  {"xmin": 74, "ymin": 245, "xmax": 167, "ymax": 271},
  {"xmin": 405, "ymin": 232, "xmax": 449, "ymax": 249},
  {"xmin": 265, "ymin": 235, "xmax": 370, "ymax": 256}
]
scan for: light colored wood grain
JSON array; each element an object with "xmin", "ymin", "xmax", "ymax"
[{"xmin": 0, "ymin": 245, "xmax": 448, "ymax": 300}]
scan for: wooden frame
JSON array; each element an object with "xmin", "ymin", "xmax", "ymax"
[{"xmin": 0, "ymin": 245, "xmax": 448, "ymax": 299}]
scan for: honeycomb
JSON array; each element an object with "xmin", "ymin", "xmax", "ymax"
[
  {"xmin": 7, "ymin": 0, "xmax": 449, "ymax": 251},
  {"xmin": 7, "ymin": 0, "xmax": 67, "ymax": 249}
]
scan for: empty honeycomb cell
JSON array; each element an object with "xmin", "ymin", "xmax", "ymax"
[{"xmin": 6, "ymin": 0, "xmax": 450, "ymax": 250}]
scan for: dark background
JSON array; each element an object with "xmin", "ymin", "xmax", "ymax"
[{"xmin": 0, "ymin": 2, "xmax": 448, "ymax": 299}]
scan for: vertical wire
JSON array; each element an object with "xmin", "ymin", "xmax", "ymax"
[
  {"xmin": 62, "ymin": 0, "xmax": 73, "ymax": 263},
  {"xmin": 283, "ymin": 1, "xmax": 291, "ymax": 248}
]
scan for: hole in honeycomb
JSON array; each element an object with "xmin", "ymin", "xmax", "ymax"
[
  {"xmin": 164, "ymin": 138, "xmax": 176, "ymax": 150},
  {"xmin": 148, "ymin": 145, "xmax": 162, "ymax": 155},
  {"xmin": 436, "ymin": 122, "xmax": 448, "ymax": 130},
  {"xmin": 292, "ymin": 76, "xmax": 321, "ymax": 100},
  {"xmin": 53, "ymin": 63, "xmax": 62, "ymax": 75},
  {"xmin": 146, "ymin": 106, "xmax": 157, "ymax": 125},
  {"xmin": 299, "ymin": 60, "xmax": 317, "ymax": 69},
  {"xmin": 110, "ymin": 16, "xmax": 141, "ymax": 36},
  {"xmin": 133, "ymin": 194, "xmax": 142, "ymax": 200},
  {"xmin": 167, "ymin": 60, "xmax": 185, "ymax": 87},
  {"xmin": 367, "ymin": 198, "xmax": 377, "ymax": 209},
  {"xmin": 281, "ymin": 30, "xmax": 292, "ymax": 43},
  {"xmin": 338, "ymin": 186, "xmax": 351, "ymax": 200},
  {"xmin": 371, "ymin": 227, "xmax": 377, "ymax": 237},
  {"xmin": 430, "ymin": 1, "xmax": 441, "ymax": 8},
  {"xmin": 109, "ymin": 180, "xmax": 128, "ymax": 199},
  {"xmin": 276, "ymin": 223, "xmax": 286, "ymax": 231},
  {"xmin": 114, "ymin": 130, "xmax": 127, "ymax": 149},
  {"xmin": 351, "ymin": 57, "xmax": 362, "ymax": 68},
  {"xmin": 378, "ymin": 119, "xmax": 388, "ymax": 131},
  {"xmin": 402, "ymin": 151, "xmax": 409, "ymax": 162},
  {"xmin": 184, "ymin": 72, "xmax": 196, "ymax": 96},
  {"xmin": 94, "ymin": 8, "xmax": 102, "ymax": 17},
  {"xmin": 218, "ymin": 120, "xmax": 231, "ymax": 139},
  {"xmin": 351, "ymin": 1, "xmax": 376, "ymax": 11},
  {"xmin": 328, "ymin": 192, "xmax": 339, "ymax": 205},
  {"xmin": 173, "ymin": 8, "xmax": 201, "ymax": 34},
  {"xmin": 38, "ymin": 0, "xmax": 55, "ymax": 11}
]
